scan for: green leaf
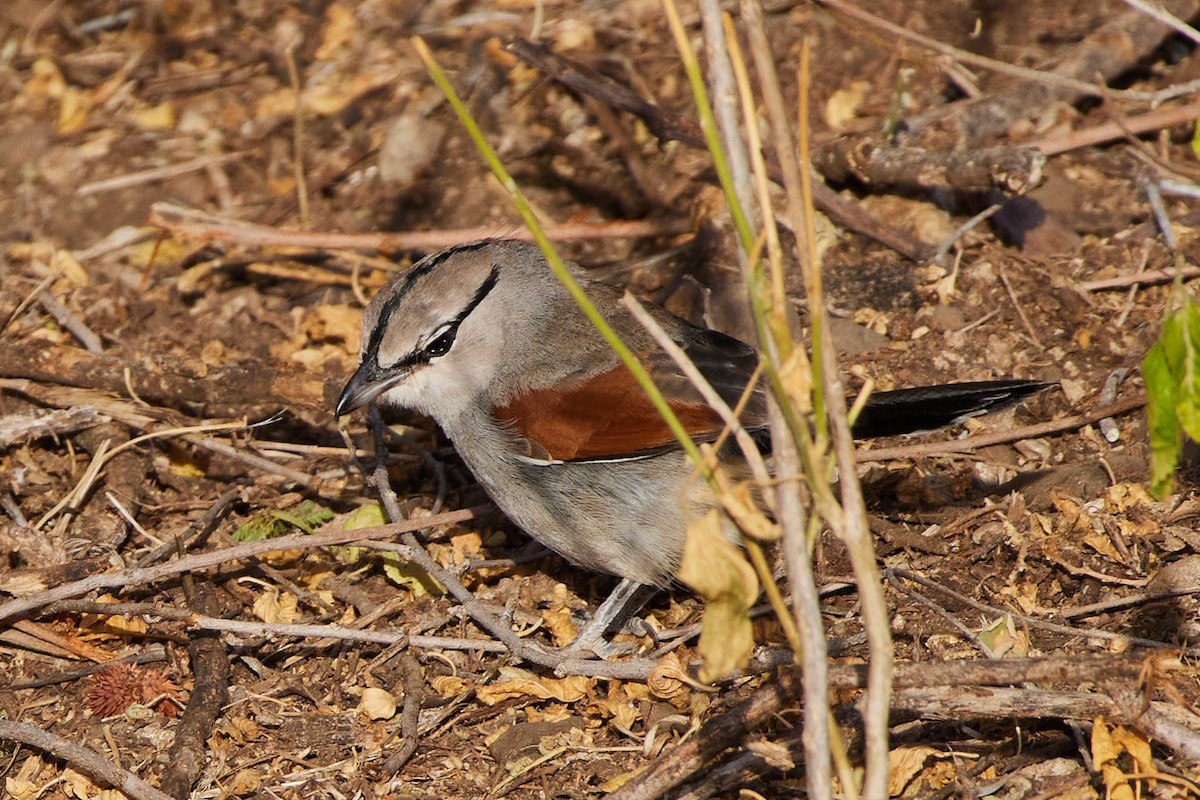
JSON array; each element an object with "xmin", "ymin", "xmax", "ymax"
[
  {"xmin": 1192, "ymin": 113, "xmax": 1200, "ymax": 163},
  {"xmin": 380, "ymin": 552, "xmax": 443, "ymax": 596},
  {"xmin": 1144, "ymin": 339, "xmax": 1181, "ymax": 500},
  {"xmin": 232, "ymin": 515, "xmax": 278, "ymax": 542},
  {"xmin": 343, "ymin": 502, "xmax": 386, "ymax": 531},
  {"xmin": 232, "ymin": 500, "xmax": 334, "ymax": 541},
  {"xmin": 1142, "ymin": 298, "xmax": 1200, "ymax": 500},
  {"xmin": 330, "ymin": 502, "xmax": 387, "ymax": 562},
  {"xmin": 1169, "ymin": 302, "xmax": 1200, "ymax": 442},
  {"xmin": 333, "ymin": 503, "xmax": 443, "ymax": 594}
]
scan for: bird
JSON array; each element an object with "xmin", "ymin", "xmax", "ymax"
[{"xmin": 336, "ymin": 239, "xmax": 1047, "ymax": 642}]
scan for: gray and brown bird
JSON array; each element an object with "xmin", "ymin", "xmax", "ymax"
[{"xmin": 337, "ymin": 240, "xmax": 1046, "ymax": 640}]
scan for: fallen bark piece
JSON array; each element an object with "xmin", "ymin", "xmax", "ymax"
[
  {"xmin": 0, "ymin": 406, "xmax": 109, "ymax": 449},
  {"xmin": 813, "ymin": 139, "xmax": 1045, "ymax": 194},
  {"xmin": 0, "ymin": 341, "xmax": 332, "ymax": 416}
]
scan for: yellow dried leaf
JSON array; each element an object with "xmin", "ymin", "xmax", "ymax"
[
  {"xmin": 719, "ymin": 481, "xmax": 779, "ymax": 541},
  {"xmin": 1051, "ymin": 493, "xmax": 1088, "ymax": 530},
  {"xmin": 360, "ymin": 687, "xmax": 397, "ymax": 720},
  {"xmin": 58, "ymin": 86, "xmax": 90, "ymax": 134},
  {"xmin": 227, "ymin": 768, "xmax": 261, "ymax": 796},
  {"xmin": 678, "ymin": 510, "xmax": 758, "ymax": 682},
  {"xmin": 1092, "ymin": 717, "xmax": 1137, "ymax": 800},
  {"xmin": 53, "ymin": 249, "xmax": 89, "ymax": 286},
  {"xmin": 824, "ymin": 80, "xmax": 872, "ymax": 131},
  {"xmin": 4, "ymin": 779, "xmax": 36, "ymax": 800},
  {"xmin": 449, "ymin": 530, "xmax": 484, "ymax": 562},
  {"xmin": 316, "ymin": 3, "xmax": 356, "ymax": 60},
  {"xmin": 540, "ymin": 606, "xmax": 578, "ymax": 648},
  {"xmin": 61, "ymin": 768, "xmax": 102, "ymax": 799},
  {"xmin": 887, "ymin": 745, "xmax": 945, "ymax": 796},
  {"xmin": 252, "ymin": 590, "xmax": 297, "ymax": 624},
  {"xmin": 380, "ymin": 552, "xmax": 443, "ymax": 596},
  {"xmin": 126, "ymin": 235, "xmax": 187, "ymax": 269},
  {"xmin": 1111, "ymin": 726, "xmax": 1156, "ymax": 777},
  {"xmin": 476, "ymin": 668, "xmax": 591, "ymax": 705},
  {"xmin": 978, "ymin": 614, "xmax": 1030, "ymax": 658},
  {"xmin": 301, "ymin": 304, "xmax": 361, "ymax": 352},
  {"xmin": 6, "ymin": 754, "xmax": 46, "ymax": 800},
  {"xmin": 344, "ymin": 502, "xmax": 385, "ymax": 531},
  {"xmin": 304, "ymin": 571, "xmax": 336, "ymax": 591},
  {"xmin": 430, "ymin": 675, "xmax": 471, "ymax": 697},
  {"xmin": 647, "ymin": 651, "xmax": 697, "ymax": 700},
  {"xmin": 1081, "ymin": 530, "xmax": 1122, "ymax": 562},
  {"xmin": 1117, "ymin": 517, "xmax": 1158, "ymax": 539},
  {"xmin": 1105, "ymin": 483, "xmax": 1147, "ymax": 512},
  {"xmin": 22, "ymin": 58, "xmax": 66, "ymax": 101},
  {"xmin": 86, "ymin": 613, "xmax": 149, "ymax": 636},
  {"xmin": 132, "ymin": 101, "xmax": 175, "ymax": 130},
  {"xmin": 167, "ymin": 442, "xmax": 206, "ymax": 478}
]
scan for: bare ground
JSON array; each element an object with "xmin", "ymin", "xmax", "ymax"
[{"xmin": 1, "ymin": 1, "xmax": 1199, "ymax": 798}]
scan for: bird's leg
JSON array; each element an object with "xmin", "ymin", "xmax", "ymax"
[{"xmin": 565, "ymin": 578, "xmax": 657, "ymax": 659}]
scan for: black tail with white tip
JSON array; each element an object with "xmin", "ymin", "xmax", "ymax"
[{"xmin": 849, "ymin": 379, "xmax": 1050, "ymax": 439}]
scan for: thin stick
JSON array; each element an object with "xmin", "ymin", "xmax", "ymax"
[
  {"xmin": 889, "ymin": 567, "xmax": 1193, "ymax": 653},
  {"xmin": 802, "ymin": 36, "xmax": 891, "ymax": 800},
  {"xmin": 187, "ymin": 434, "xmax": 323, "ymax": 489},
  {"xmin": 1030, "ymin": 101, "xmax": 1200, "ymax": 156},
  {"xmin": 75, "ymin": 153, "xmax": 241, "ymax": 197},
  {"xmin": 1119, "ymin": 0, "xmax": 1200, "ymax": 46},
  {"xmin": 1081, "ymin": 265, "xmax": 1200, "ymax": 291},
  {"xmin": 0, "ymin": 509, "xmax": 480, "ymax": 626},
  {"xmin": 0, "ymin": 720, "xmax": 174, "ymax": 800},
  {"xmin": 739, "ymin": 7, "xmax": 837, "ymax": 798},
  {"xmin": 998, "ymin": 264, "xmax": 1044, "ymax": 349},
  {"xmin": 151, "ymin": 203, "xmax": 693, "ymax": 250},
  {"xmin": 814, "ymin": 0, "xmax": 1163, "ymax": 103},
  {"xmin": 283, "ymin": 40, "xmax": 310, "ymax": 228},
  {"xmin": 1, "ymin": 272, "xmax": 56, "ymax": 336},
  {"xmin": 37, "ymin": 292, "xmax": 104, "ymax": 354},
  {"xmin": 35, "ymin": 419, "xmax": 249, "ymax": 529}
]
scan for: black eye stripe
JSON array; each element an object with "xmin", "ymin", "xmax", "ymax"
[
  {"xmin": 365, "ymin": 240, "xmax": 496, "ymax": 360},
  {"xmin": 371, "ymin": 264, "xmax": 500, "ymax": 373}
]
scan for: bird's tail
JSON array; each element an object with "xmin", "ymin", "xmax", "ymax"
[{"xmin": 849, "ymin": 379, "xmax": 1050, "ymax": 439}]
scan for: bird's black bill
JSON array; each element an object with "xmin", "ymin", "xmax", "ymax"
[
  {"xmin": 849, "ymin": 379, "xmax": 1051, "ymax": 439},
  {"xmin": 335, "ymin": 362, "xmax": 405, "ymax": 417}
]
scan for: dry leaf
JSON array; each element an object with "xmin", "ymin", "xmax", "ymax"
[
  {"xmin": 431, "ymin": 675, "xmax": 471, "ymax": 698},
  {"xmin": 719, "ymin": 482, "xmax": 779, "ymax": 541},
  {"xmin": 131, "ymin": 101, "xmax": 175, "ymax": 130},
  {"xmin": 678, "ymin": 510, "xmax": 758, "ymax": 681},
  {"xmin": 360, "ymin": 687, "xmax": 397, "ymax": 720},
  {"xmin": 252, "ymin": 590, "xmax": 298, "ymax": 624},
  {"xmin": 647, "ymin": 651, "xmax": 695, "ymax": 701},
  {"xmin": 824, "ymin": 80, "xmax": 872, "ymax": 131},
  {"xmin": 476, "ymin": 668, "xmax": 591, "ymax": 705},
  {"xmin": 316, "ymin": 3, "xmax": 356, "ymax": 60},
  {"xmin": 887, "ymin": 745, "xmax": 948, "ymax": 796},
  {"xmin": 978, "ymin": 614, "xmax": 1031, "ymax": 658},
  {"xmin": 5, "ymin": 755, "xmax": 47, "ymax": 800}
]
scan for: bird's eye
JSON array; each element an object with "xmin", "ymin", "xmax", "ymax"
[{"xmin": 423, "ymin": 325, "xmax": 456, "ymax": 358}]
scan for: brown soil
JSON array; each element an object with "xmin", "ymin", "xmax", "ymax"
[{"xmin": 1, "ymin": 1, "xmax": 1198, "ymax": 798}]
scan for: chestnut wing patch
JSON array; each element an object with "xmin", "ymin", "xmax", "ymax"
[{"xmin": 492, "ymin": 365, "xmax": 726, "ymax": 462}]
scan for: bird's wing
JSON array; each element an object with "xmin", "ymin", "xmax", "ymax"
[{"xmin": 492, "ymin": 326, "xmax": 764, "ymax": 463}]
